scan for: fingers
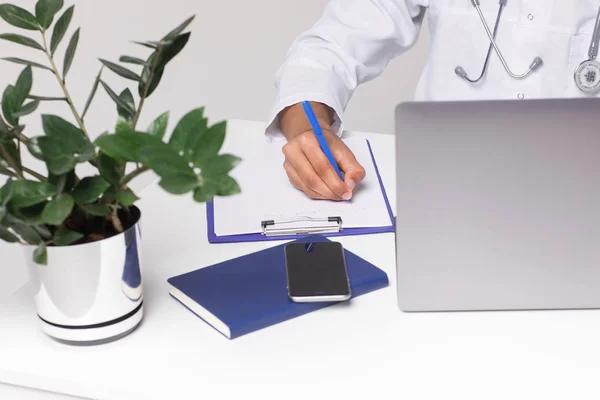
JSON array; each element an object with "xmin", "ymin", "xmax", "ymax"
[
  {"xmin": 283, "ymin": 143, "xmax": 341, "ymax": 200},
  {"xmin": 283, "ymin": 160, "xmax": 327, "ymax": 200},
  {"xmin": 281, "ymin": 128, "xmax": 363, "ymax": 201},
  {"xmin": 299, "ymin": 135, "xmax": 353, "ymax": 200}
]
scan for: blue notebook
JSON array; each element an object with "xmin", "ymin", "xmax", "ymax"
[{"xmin": 167, "ymin": 235, "xmax": 389, "ymax": 339}]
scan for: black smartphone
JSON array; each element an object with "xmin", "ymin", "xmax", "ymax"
[{"xmin": 284, "ymin": 241, "xmax": 351, "ymax": 302}]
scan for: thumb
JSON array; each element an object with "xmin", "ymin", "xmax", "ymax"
[{"xmin": 334, "ymin": 145, "xmax": 366, "ymax": 191}]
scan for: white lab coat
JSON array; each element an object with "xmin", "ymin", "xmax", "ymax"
[{"xmin": 266, "ymin": 0, "xmax": 600, "ymax": 137}]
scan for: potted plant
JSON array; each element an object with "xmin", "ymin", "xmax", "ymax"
[{"xmin": 0, "ymin": 0, "xmax": 241, "ymax": 345}]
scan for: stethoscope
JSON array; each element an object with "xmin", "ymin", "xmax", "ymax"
[{"xmin": 455, "ymin": 0, "xmax": 600, "ymax": 94}]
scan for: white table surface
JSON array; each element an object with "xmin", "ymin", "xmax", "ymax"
[{"xmin": 1, "ymin": 120, "xmax": 600, "ymax": 400}]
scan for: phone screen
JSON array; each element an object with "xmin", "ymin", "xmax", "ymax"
[{"xmin": 284, "ymin": 242, "xmax": 350, "ymax": 299}]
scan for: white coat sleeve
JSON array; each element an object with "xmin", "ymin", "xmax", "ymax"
[{"xmin": 265, "ymin": 0, "xmax": 429, "ymax": 140}]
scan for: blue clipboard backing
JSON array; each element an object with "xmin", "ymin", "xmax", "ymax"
[{"xmin": 206, "ymin": 139, "xmax": 395, "ymax": 243}]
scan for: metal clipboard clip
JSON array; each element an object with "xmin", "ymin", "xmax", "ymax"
[{"xmin": 260, "ymin": 216, "xmax": 342, "ymax": 237}]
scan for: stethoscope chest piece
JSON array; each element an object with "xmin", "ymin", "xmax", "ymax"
[
  {"xmin": 574, "ymin": 60, "xmax": 600, "ymax": 93},
  {"xmin": 574, "ymin": 5, "xmax": 600, "ymax": 93}
]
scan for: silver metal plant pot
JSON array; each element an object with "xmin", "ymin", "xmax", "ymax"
[{"xmin": 23, "ymin": 207, "xmax": 144, "ymax": 345}]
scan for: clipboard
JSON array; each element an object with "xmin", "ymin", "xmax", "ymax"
[{"xmin": 206, "ymin": 140, "xmax": 395, "ymax": 243}]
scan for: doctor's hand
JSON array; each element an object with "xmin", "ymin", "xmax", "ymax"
[{"xmin": 278, "ymin": 102, "xmax": 366, "ymax": 201}]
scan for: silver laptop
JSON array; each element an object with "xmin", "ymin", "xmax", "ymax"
[{"xmin": 395, "ymin": 98, "xmax": 600, "ymax": 312}]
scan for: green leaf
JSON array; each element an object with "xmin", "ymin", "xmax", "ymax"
[
  {"xmin": 115, "ymin": 119, "xmax": 130, "ymax": 135},
  {"xmin": 12, "ymin": 100, "xmax": 39, "ymax": 119},
  {"xmin": 158, "ymin": 174, "xmax": 198, "ymax": 195},
  {"xmin": 144, "ymin": 65, "xmax": 164, "ymax": 98},
  {"xmin": 95, "ymin": 133, "xmax": 137, "ymax": 162},
  {"xmin": 41, "ymin": 192, "xmax": 73, "ymax": 225},
  {"xmin": 115, "ymin": 188, "xmax": 139, "ymax": 205},
  {"xmin": 215, "ymin": 175, "xmax": 240, "ymax": 196},
  {"xmin": 52, "ymin": 173, "xmax": 66, "ymax": 192},
  {"xmin": 80, "ymin": 203, "xmax": 110, "ymax": 216},
  {"xmin": 155, "ymin": 32, "xmax": 190, "ymax": 72},
  {"xmin": 168, "ymin": 107, "xmax": 207, "ymax": 158},
  {"xmin": 71, "ymin": 176, "xmax": 109, "ymax": 204},
  {"xmin": 117, "ymin": 88, "xmax": 135, "ymax": 122},
  {"xmin": 99, "ymin": 81, "xmax": 134, "ymax": 116},
  {"xmin": 0, "ymin": 179, "xmax": 14, "ymax": 206},
  {"xmin": 11, "ymin": 203, "xmax": 45, "ymax": 225},
  {"xmin": 34, "ymin": 224, "xmax": 52, "ymax": 240},
  {"xmin": 50, "ymin": 5, "xmax": 73, "ymax": 55},
  {"xmin": 97, "ymin": 152, "xmax": 121, "ymax": 185},
  {"xmin": 0, "ymin": 33, "xmax": 43, "ymax": 50},
  {"xmin": 11, "ymin": 223, "xmax": 42, "ymax": 244},
  {"xmin": 0, "ymin": 114, "xmax": 8, "ymax": 134},
  {"xmin": 53, "ymin": 226, "xmax": 82, "ymax": 246},
  {"xmin": 36, "ymin": 138, "xmax": 74, "ymax": 174},
  {"xmin": 193, "ymin": 181, "xmax": 217, "ymax": 202},
  {"xmin": 96, "ymin": 126, "xmax": 172, "ymax": 165},
  {"xmin": 191, "ymin": 121, "xmax": 227, "ymax": 166},
  {"xmin": 26, "ymin": 136, "xmax": 45, "ymax": 160},
  {"xmin": 0, "ymin": 205, "xmax": 5, "ymax": 221},
  {"xmin": 9, "ymin": 179, "xmax": 56, "ymax": 208},
  {"xmin": 137, "ymin": 145, "xmax": 196, "ymax": 178},
  {"xmin": 81, "ymin": 67, "xmax": 103, "ymax": 119},
  {"xmin": 0, "ymin": 140, "xmax": 20, "ymax": 168},
  {"xmin": 119, "ymin": 55, "xmax": 146, "ymax": 65},
  {"xmin": 0, "ymin": 4, "xmax": 40, "ymax": 30},
  {"xmin": 201, "ymin": 154, "xmax": 241, "ymax": 179},
  {"xmin": 132, "ymin": 40, "xmax": 169, "ymax": 49},
  {"xmin": 4, "ymin": 125, "xmax": 24, "ymax": 140},
  {"xmin": 63, "ymin": 27, "xmax": 79, "ymax": 78},
  {"xmin": 2, "ymin": 85, "xmax": 18, "ymax": 126},
  {"xmin": 0, "ymin": 225, "xmax": 19, "ymax": 242},
  {"xmin": 41, "ymin": 114, "xmax": 82, "ymax": 139},
  {"xmin": 139, "ymin": 32, "xmax": 190, "ymax": 98},
  {"xmin": 162, "ymin": 15, "xmax": 195, "ymax": 41},
  {"xmin": 0, "ymin": 123, "xmax": 22, "ymax": 142},
  {"xmin": 147, "ymin": 111, "xmax": 169, "ymax": 139},
  {"xmin": 0, "ymin": 57, "xmax": 52, "ymax": 71},
  {"xmin": 35, "ymin": 0, "xmax": 64, "ymax": 30},
  {"xmin": 14, "ymin": 66, "xmax": 33, "ymax": 108},
  {"xmin": 33, "ymin": 242, "xmax": 47, "ymax": 265},
  {"xmin": 38, "ymin": 115, "xmax": 95, "ymax": 174},
  {"xmin": 99, "ymin": 59, "xmax": 142, "ymax": 82},
  {"xmin": 48, "ymin": 170, "xmax": 75, "ymax": 193}
]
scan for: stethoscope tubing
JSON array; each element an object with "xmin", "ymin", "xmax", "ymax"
[
  {"xmin": 456, "ymin": 0, "xmax": 542, "ymax": 82},
  {"xmin": 460, "ymin": 2, "xmax": 505, "ymax": 83}
]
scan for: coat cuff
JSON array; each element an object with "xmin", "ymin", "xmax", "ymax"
[{"xmin": 264, "ymin": 66, "xmax": 350, "ymax": 142}]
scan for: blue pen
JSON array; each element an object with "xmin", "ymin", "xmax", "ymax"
[{"xmin": 301, "ymin": 101, "xmax": 351, "ymax": 202}]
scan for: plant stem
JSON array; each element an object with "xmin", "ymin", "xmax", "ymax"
[
  {"xmin": 28, "ymin": 95, "xmax": 67, "ymax": 102},
  {"xmin": 22, "ymin": 166, "xmax": 47, "ymax": 181},
  {"xmin": 41, "ymin": 32, "xmax": 90, "ymax": 139},
  {"xmin": 120, "ymin": 166, "xmax": 149, "ymax": 186},
  {"xmin": 131, "ymin": 47, "xmax": 163, "ymax": 129},
  {"xmin": 132, "ymin": 96, "xmax": 146, "ymax": 130},
  {"xmin": 0, "ymin": 145, "xmax": 24, "ymax": 179}
]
